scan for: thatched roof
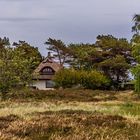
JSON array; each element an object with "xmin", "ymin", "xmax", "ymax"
[{"xmin": 34, "ymin": 57, "xmax": 62, "ymax": 74}]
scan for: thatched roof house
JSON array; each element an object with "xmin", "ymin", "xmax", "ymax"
[{"xmin": 32, "ymin": 54, "xmax": 62, "ymax": 90}]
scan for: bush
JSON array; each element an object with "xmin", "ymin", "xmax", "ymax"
[
  {"xmin": 53, "ymin": 69, "xmax": 80, "ymax": 88},
  {"xmin": 81, "ymin": 70, "xmax": 110, "ymax": 89},
  {"xmin": 53, "ymin": 69, "xmax": 110, "ymax": 89}
]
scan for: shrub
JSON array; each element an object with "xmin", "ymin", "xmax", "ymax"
[
  {"xmin": 53, "ymin": 69, "xmax": 110, "ymax": 89},
  {"xmin": 53, "ymin": 69, "xmax": 80, "ymax": 88},
  {"xmin": 81, "ymin": 70, "xmax": 110, "ymax": 89}
]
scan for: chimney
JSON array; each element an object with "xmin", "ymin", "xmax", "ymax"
[{"xmin": 48, "ymin": 52, "xmax": 51, "ymax": 58}]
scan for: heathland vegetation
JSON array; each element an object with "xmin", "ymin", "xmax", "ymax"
[
  {"xmin": 0, "ymin": 15, "xmax": 140, "ymax": 140},
  {"xmin": 0, "ymin": 89, "xmax": 140, "ymax": 140}
]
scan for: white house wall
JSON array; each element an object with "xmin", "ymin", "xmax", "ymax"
[
  {"xmin": 33, "ymin": 80, "xmax": 46, "ymax": 90},
  {"xmin": 31, "ymin": 80, "xmax": 55, "ymax": 90}
]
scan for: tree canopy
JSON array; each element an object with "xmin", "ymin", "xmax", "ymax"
[
  {"xmin": 0, "ymin": 38, "xmax": 43, "ymax": 99},
  {"xmin": 132, "ymin": 14, "xmax": 140, "ymax": 34},
  {"xmin": 13, "ymin": 41, "xmax": 42, "ymax": 71},
  {"xmin": 66, "ymin": 35, "xmax": 132, "ymax": 89},
  {"xmin": 45, "ymin": 38, "xmax": 72, "ymax": 66},
  {"xmin": 131, "ymin": 14, "xmax": 140, "ymax": 93}
]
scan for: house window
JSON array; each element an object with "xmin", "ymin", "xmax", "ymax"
[
  {"xmin": 41, "ymin": 67, "xmax": 55, "ymax": 75},
  {"xmin": 46, "ymin": 80, "xmax": 55, "ymax": 88}
]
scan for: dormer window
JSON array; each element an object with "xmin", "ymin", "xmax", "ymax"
[{"xmin": 40, "ymin": 67, "xmax": 55, "ymax": 75}]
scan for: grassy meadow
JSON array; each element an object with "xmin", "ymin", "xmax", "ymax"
[{"xmin": 0, "ymin": 89, "xmax": 140, "ymax": 140}]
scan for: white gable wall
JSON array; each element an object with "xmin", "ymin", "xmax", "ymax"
[{"xmin": 32, "ymin": 80, "xmax": 54, "ymax": 90}]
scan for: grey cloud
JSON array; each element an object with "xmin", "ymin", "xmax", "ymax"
[
  {"xmin": 0, "ymin": 17, "xmax": 50, "ymax": 22},
  {"xmin": 0, "ymin": 0, "xmax": 139, "ymax": 56}
]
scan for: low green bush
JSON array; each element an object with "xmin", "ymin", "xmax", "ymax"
[
  {"xmin": 53, "ymin": 69, "xmax": 79, "ymax": 88},
  {"xmin": 80, "ymin": 70, "xmax": 110, "ymax": 89},
  {"xmin": 53, "ymin": 69, "xmax": 110, "ymax": 89}
]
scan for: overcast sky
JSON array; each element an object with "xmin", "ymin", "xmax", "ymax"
[{"xmin": 0, "ymin": 0, "xmax": 139, "ymax": 56}]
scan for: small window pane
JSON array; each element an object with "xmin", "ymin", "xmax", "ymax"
[
  {"xmin": 41, "ymin": 67, "xmax": 55, "ymax": 75},
  {"xmin": 46, "ymin": 80, "xmax": 55, "ymax": 88}
]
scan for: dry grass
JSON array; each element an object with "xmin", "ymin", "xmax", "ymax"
[
  {"xmin": 0, "ymin": 89, "xmax": 139, "ymax": 140},
  {"xmin": 0, "ymin": 111, "xmax": 139, "ymax": 140}
]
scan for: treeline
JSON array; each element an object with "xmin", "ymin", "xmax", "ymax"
[
  {"xmin": 48, "ymin": 35, "xmax": 133, "ymax": 90},
  {"xmin": 0, "ymin": 35, "xmax": 133, "ymax": 96},
  {"xmin": 0, "ymin": 35, "xmax": 137, "ymax": 95}
]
